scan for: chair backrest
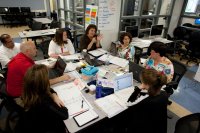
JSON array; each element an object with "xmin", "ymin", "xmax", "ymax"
[
  {"xmin": 31, "ymin": 21, "xmax": 42, "ymax": 31},
  {"xmin": 39, "ymin": 39, "xmax": 51, "ymax": 59},
  {"xmin": 174, "ymin": 113, "xmax": 200, "ymax": 133},
  {"xmin": 189, "ymin": 31, "xmax": 200, "ymax": 50},
  {"xmin": 173, "ymin": 26, "xmax": 188, "ymax": 40},
  {"xmin": 170, "ymin": 58, "xmax": 187, "ymax": 85},
  {"xmin": 74, "ymin": 34, "xmax": 84, "ymax": 52},
  {"xmin": 50, "ymin": 20, "xmax": 60, "ymax": 29}
]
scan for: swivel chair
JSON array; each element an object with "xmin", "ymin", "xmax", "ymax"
[
  {"xmin": 39, "ymin": 39, "xmax": 51, "ymax": 59},
  {"xmin": 181, "ymin": 31, "xmax": 200, "ymax": 64},
  {"xmin": 164, "ymin": 58, "xmax": 187, "ymax": 105},
  {"xmin": 174, "ymin": 113, "xmax": 200, "ymax": 133}
]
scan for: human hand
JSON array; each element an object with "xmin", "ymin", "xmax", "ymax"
[
  {"xmin": 50, "ymin": 54, "xmax": 59, "ymax": 59},
  {"xmin": 51, "ymin": 93, "xmax": 64, "ymax": 107},
  {"xmin": 97, "ymin": 34, "xmax": 103, "ymax": 41},
  {"xmin": 92, "ymin": 37, "xmax": 97, "ymax": 43}
]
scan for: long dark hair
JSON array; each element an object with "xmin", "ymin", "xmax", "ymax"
[
  {"xmin": 53, "ymin": 28, "xmax": 68, "ymax": 46},
  {"xmin": 22, "ymin": 64, "xmax": 51, "ymax": 109}
]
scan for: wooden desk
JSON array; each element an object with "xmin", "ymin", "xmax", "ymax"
[{"xmin": 33, "ymin": 18, "xmax": 52, "ymax": 24}]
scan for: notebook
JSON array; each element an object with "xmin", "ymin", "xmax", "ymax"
[
  {"xmin": 114, "ymin": 73, "xmax": 133, "ymax": 92},
  {"xmin": 49, "ymin": 56, "xmax": 67, "ymax": 79},
  {"xmin": 129, "ymin": 61, "xmax": 144, "ymax": 82},
  {"xmin": 84, "ymin": 53, "xmax": 105, "ymax": 67},
  {"xmin": 73, "ymin": 109, "xmax": 99, "ymax": 127}
]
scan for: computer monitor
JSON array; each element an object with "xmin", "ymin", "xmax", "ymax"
[
  {"xmin": 150, "ymin": 25, "xmax": 163, "ymax": 36},
  {"xmin": 0, "ymin": 7, "xmax": 8, "ymax": 13},
  {"xmin": 195, "ymin": 19, "xmax": 200, "ymax": 25},
  {"xmin": 8, "ymin": 7, "xmax": 20, "ymax": 13},
  {"xmin": 125, "ymin": 26, "xmax": 139, "ymax": 38},
  {"xmin": 20, "ymin": 7, "xmax": 31, "ymax": 13}
]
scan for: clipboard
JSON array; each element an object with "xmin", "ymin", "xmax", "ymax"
[{"xmin": 73, "ymin": 109, "xmax": 99, "ymax": 127}]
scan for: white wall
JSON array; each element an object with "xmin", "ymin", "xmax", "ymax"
[
  {"xmin": 168, "ymin": 0, "xmax": 184, "ymax": 36},
  {"xmin": 99, "ymin": 0, "xmax": 121, "ymax": 50},
  {"xmin": 181, "ymin": 17, "xmax": 195, "ymax": 25}
]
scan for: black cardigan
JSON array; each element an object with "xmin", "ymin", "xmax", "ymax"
[
  {"xmin": 80, "ymin": 35, "xmax": 99, "ymax": 51},
  {"xmin": 111, "ymin": 90, "xmax": 168, "ymax": 133},
  {"xmin": 15, "ymin": 95, "xmax": 69, "ymax": 133}
]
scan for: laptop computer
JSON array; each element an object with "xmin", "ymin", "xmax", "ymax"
[
  {"xmin": 49, "ymin": 56, "xmax": 67, "ymax": 79},
  {"xmin": 84, "ymin": 53, "xmax": 105, "ymax": 67},
  {"xmin": 129, "ymin": 61, "xmax": 144, "ymax": 83},
  {"xmin": 114, "ymin": 73, "xmax": 134, "ymax": 92}
]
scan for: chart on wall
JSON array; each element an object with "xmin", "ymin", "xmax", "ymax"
[
  {"xmin": 98, "ymin": 0, "xmax": 119, "ymax": 30},
  {"xmin": 85, "ymin": 5, "xmax": 98, "ymax": 29}
]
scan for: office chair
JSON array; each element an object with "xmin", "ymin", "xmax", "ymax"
[
  {"xmin": 0, "ymin": 76, "xmax": 24, "ymax": 133},
  {"xmin": 50, "ymin": 20, "xmax": 60, "ymax": 29},
  {"xmin": 164, "ymin": 58, "xmax": 187, "ymax": 105},
  {"xmin": 167, "ymin": 26, "xmax": 189, "ymax": 55},
  {"xmin": 174, "ymin": 113, "xmax": 200, "ymax": 133},
  {"xmin": 39, "ymin": 39, "xmax": 51, "ymax": 59},
  {"xmin": 31, "ymin": 21, "xmax": 43, "ymax": 31},
  {"xmin": 181, "ymin": 31, "xmax": 200, "ymax": 64},
  {"xmin": 74, "ymin": 34, "xmax": 84, "ymax": 53}
]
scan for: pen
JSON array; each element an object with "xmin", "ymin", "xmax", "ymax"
[{"xmin": 81, "ymin": 100, "xmax": 84, "ymax": 108}]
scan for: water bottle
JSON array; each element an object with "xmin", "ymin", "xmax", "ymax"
[
  {"xmin": 81, "ymin": 49, "xmax": 87, "ymax": 58},
  {"xmin": 96, "ymin": 81, "xmax": 103, "ymax": 99}
]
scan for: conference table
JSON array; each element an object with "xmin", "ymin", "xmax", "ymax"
[{"xmin": 36, "ymin": 54, "xmax": 138, "ymax": 133}]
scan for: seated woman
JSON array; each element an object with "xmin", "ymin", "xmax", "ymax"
[
  {"xmin": 80, "ymin": 24, "xmax": 103, "ymax": 51},
  {"xmin": 48, "ymin": 28, "xmax": 75, "ymax": 58},
  {"xmin": 15, "ymin": 64, "xmax": 68, "ymax": 133},
  {"xmin": 143, "ymin": 41, "xmax": 174, "ymax": 83},
  {"xmin": 113, "ymin": 68, "xmax": 168, "ymax": 133},
  {"xmin": 117, "ymin": 32, "xmax": 135, "ymax": 61}
]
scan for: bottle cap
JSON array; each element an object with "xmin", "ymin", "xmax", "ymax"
[{"xmin": 83, "ymin": 49, "xmax": 87, "ymax": 53}]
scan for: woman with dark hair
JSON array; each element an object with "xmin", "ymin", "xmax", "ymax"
[
  {"xmin": 80, "ymin": 24, "xmax": 103, "ymax": 51},
  {"xmin": 144, "ymin": 41, "xmax": 174, "ymax": 83},
  {"xmin": 48, "ymin": 28, "xmax": 75, "ymax": 58},
  {"xmin": 117, "ymin": 32, "xmax": 135, "ymax": 61},
  {"xmin": 15, "ymin": 64, "xmax": 68, "ymax": 133},
  {"xmin": 116, "ymin": 68, "xmax": 168, "ymax": 133}
]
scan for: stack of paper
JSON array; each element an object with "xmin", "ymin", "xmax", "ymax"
[
  {"xmin": 98, "ymin": 55, "xmax": 128, "ymax": 68},
  {"xmin": 194, "ymin": 64, "xmax": 200, "ymax": 82},
  {"xmin": 95, "ymin": 94, "xmax": 127, "ymax": 118},
  {"xmin": 52, "ymin": 82, "xmax": 92, "ymax": 118},
  {"xmin": 95, "ymin": 87, "xmax": 148, "ymax": 118},
  {"xmin": 88, "ymin": 48, "xmax": 107, "ymax": 57},
  {"xmin": 60, "ymin": 53, "xmax": 81, "ymax": 61}
]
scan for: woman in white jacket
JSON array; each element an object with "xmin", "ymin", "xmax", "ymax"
[{"xmin": 48, "ymin": 29, "xmax": 75, "ymax": 58}]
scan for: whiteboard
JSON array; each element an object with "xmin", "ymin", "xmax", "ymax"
[{"xmin": 98, "ymin": 0, "xmax": 120, "ymax": 30}]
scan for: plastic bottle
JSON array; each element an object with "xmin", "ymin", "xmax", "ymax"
[
  {"xmin": 81, "ymin": 49, "xmax": 87, "ymax": 58},
  {"xmin": 96, "ymin": 81, "xmax": 103, "ymax": 99}
]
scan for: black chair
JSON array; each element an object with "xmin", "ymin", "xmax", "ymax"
[
  {"xmin": 182, "ymin": 31, "xmax": 200, "ymax": 64},
  {"xmin": 167, "ymin": 26, "xmax": 190, "ymax": 55},
  {"xmin": 31, "ymin": 21, "xmax": 43, "ymax": 31},
  {"xmin": 174, "ymin": 113, "xmax": 200, "ymax": 133},
  {"xmin": 0, "ymin": 76, "xmax": 24, "ymax": 133},
  {"xmin": 50, "ymin": 20, "xmax": 60, "ymax": 29},
  {"xmin": 164, "ymin": 58, "xmax": 187, "ymax": 104},
  {"xmin": 39, "ymin": 39, "xmax": 51, "ymax": 59},
  {"xmin": 74, "ymin": 34, "xmax": 84, "ymax": 53}
]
